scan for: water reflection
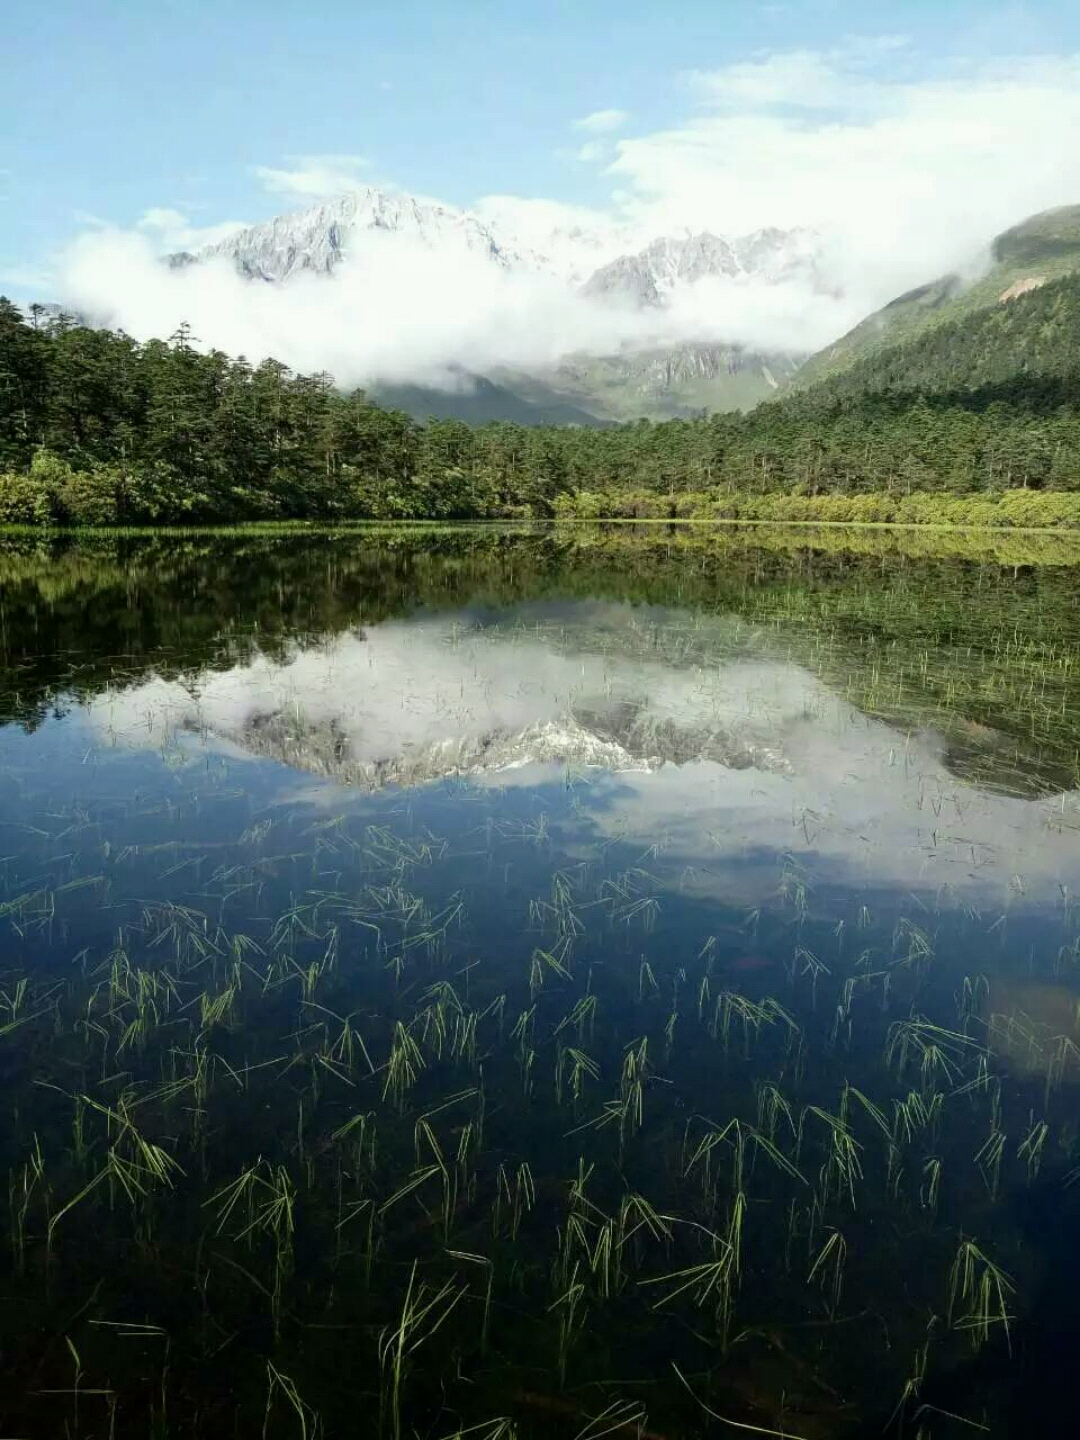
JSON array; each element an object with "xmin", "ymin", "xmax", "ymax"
[
  {"xmin": 81, "ymin": 597, "xmax": 1080, "ymax": 915},
  {"xmin": 2, "ymin": 529, "xmax": 1080, "ymax": 1439}
]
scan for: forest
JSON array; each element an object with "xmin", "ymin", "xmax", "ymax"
[{"xmin": 2, "ymin": 268, "xmax": 1080, "ymax": 526}]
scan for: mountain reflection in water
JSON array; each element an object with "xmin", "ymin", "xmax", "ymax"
[{"xmin": 1, "ymin": 527, "xmax": 1079, "ymax": 1439}]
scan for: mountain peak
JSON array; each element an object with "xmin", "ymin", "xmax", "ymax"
[
  {"xmin": 179, "ymin": 188, "xmax": 827, "ymax": 302},
  {"xmin": 161, "ymin": 188, "xmax": 833, "ymax": 420},
  {"xmin": 578, "ymin": 225, "xmax": 826, "ymax": 309},
  {"xmin": 193, "ymin": 187, "xmax": 514, "ymax": 281}
]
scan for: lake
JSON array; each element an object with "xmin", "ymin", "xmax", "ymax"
[{"xmin": 2, "ymin": 523, "xmax": 1080, "ymax": 1439}]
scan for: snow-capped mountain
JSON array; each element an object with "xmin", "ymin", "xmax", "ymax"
[
  {"xmin": 581, "ymin": 228, "xmax": 828, "ymax": 307},
  {"xmin": 177, "ymin": 188, "xmax": 524, "ymax": 281},
  {"xmin": 168, "ymin": 187, "xmax": 831, "ymax": 419},
  {"xmin": 175, "ymin": 186, "xmax": 628, "ymax": 286},
  {"xmin": 177, "ymin": 186, "xmax": 826, "ymax": 302}
]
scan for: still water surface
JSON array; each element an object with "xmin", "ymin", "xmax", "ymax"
[{"xmin": 2, "ymin": 525, "xmax": 1080, "ymax": 1438}]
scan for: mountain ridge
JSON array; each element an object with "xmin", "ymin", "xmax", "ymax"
[
  {"xmin": 793, "ymin": 204, "xmax": 1080, "ymax": 388},
  {"xmin": 170, "ymin": 187, "xmax": 824, "ymax": 419},
  {"xmin": 52, "ymin": 194, "xmax": 1080, "ymax": 426},
  {"xmin": 190, "ymin": 187, "xmax": 537, "ymax": 282},
  {"xmin": 178, "ymin": 186, "xmax": 826, "ymax": 298}
]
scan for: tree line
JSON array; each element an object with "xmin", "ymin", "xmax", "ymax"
[{"xmin": 2, "ymin": 271, "xmax": 1080, "ymax": 526}]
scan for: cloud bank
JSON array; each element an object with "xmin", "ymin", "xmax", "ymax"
[
  {"xmin": 62, "ymin": 225, "xmax": 856, "ymax": 389},
  {"xmin": 610, "ymin": 47, "xmax": 1080, "ymax": 297},
  {"xmin": 54, "ymin": 43, "xmax": 1080, "ymax": 390}
]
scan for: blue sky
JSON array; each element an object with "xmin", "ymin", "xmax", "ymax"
[{"xmin": 4, "ymin": 0, "xmax": 1080, "ymax": 294}]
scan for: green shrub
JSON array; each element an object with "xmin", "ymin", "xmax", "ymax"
[
  {"xmin": 121, "ymin": 463, "xmax": 190, "ymax": 524},
  {"xmin": 53, "ymin": 465, "xmax": 122, "ymax": 526},
  {"xmin": 488, "ymin": 488, "xmax": 1080, "ymax": 529},
  {"xmin": 0, "ymin": 471, "xmax": 52, "ymax": 525},
  {"xmin": 28, "ymin": 449, "xmax": 75, "ymax": 493}
]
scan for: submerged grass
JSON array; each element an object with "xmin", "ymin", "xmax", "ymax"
[
  {"xmin": 0, "ymin": 527, "xmax": 1078, "ymax": 1436},
  {"xmin": 0, "ymin": 815, "xmax": 1060, "ymax": 1437}
]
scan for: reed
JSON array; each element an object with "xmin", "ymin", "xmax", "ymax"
[
  {"xmin": 379, "ymin": 1262, "xmax": 465, "ymax": 1440},
  {"xmin": 948, "ymin": 1239, "xmax": 1014, "ymax": 1352},
  {"xmin": 264, "ymin": 1361, "xmax": 321, "ymax": 1440},
  {"xmin": 807, "ymin": 1228, "xmax": 846, "ymax": 1318}
]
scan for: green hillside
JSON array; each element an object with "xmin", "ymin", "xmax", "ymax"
[
  {"xmin": 502, "ymin": 346, "xmax": 798, "ymax": 422},
  {"xmin": 371, "ymin": 373, "xmax": 607, "ymax": 427},
  {"xmin": 782, "ymin": 266, "xmax": 1080, "ymax": 409},
  {"xmin": 5, "ymin": 223, "xmax": 1080, "ymax": 529},
  {"xmin": 796, "ymin": 204, "xmax": 1080, "ymax": 387}
]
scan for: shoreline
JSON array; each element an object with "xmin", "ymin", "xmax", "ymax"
[{"xmin": 2, "ymin": 515, "xmax": 1080, "ymax": 537}]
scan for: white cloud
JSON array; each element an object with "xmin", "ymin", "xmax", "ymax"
[
  {"xmin": 575, "ymin": 141, "xmax": 608, "ymax": 164},
  {"xmin": 685, "ymin": 49, "xmax": 855, "ymax": 109},
  {"xmin": 136, "ymin": 207, "xmax": 248, "ymax": 253},
  {"xmin": 470, "ymin": 194, "xmax": 629, "ymax": 272},
  {"xmin": 681, "ymin": 37, "xmax": 912, "ymax": 114},
  {"xmin": 574, "ymin": 108, "xmax": 629, "ymax": 134},
  {"xmin": 49, "ymin": 44, "xmax": 1080, "ymax": 388},
  {"xmin": 608, "ymin": 49, "xmax": 1080, "ymax": 302},
  {"xmin": 472, "ymin": 195, "xmax": 613, "ymax": 233},
  {"xmin": 253, "ymin": 154, "xmax": 370, "ymax": 200}
]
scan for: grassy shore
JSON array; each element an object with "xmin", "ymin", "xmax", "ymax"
[{"xmin": 553, "ymin": 487, "xmax": 1080, "ymax": 528}]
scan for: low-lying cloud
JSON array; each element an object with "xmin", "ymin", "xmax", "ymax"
[
  {"xmin": 60, "ymin": 226, "xmax": 863, "ymax": 390},
  {"xmin": 53, "ymin": 43, "xmax": 1080, "ymax": 391}
]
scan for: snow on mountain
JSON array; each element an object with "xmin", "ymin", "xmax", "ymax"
[
  {"xmin": 182, "ymin": 186, "xmax": 630, "ymax": 286},
  {"xmin": 579, "ymin": 252, "xmax": 664, "ymax": 307},
  {"xmin": 181, "ymin": 187, "xmax": 827, "ymax": 305},
  {"xmin": 581, "ymin": 227, "xmax": 828, "ymax": 308},
  {"xmin": 732, "ymin": 226, "xmax": 824, "ymax": 282},
  {"xmin": 188, "ymin": 188, "xmax": 522, "ymax": 282},
  {"xmin": 165, "ymin": 188, "xmax": 834, "ymax": 417},
  {"xmin": 470, "ymin": 197, "xmax": 632, "ymax": 285}
]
